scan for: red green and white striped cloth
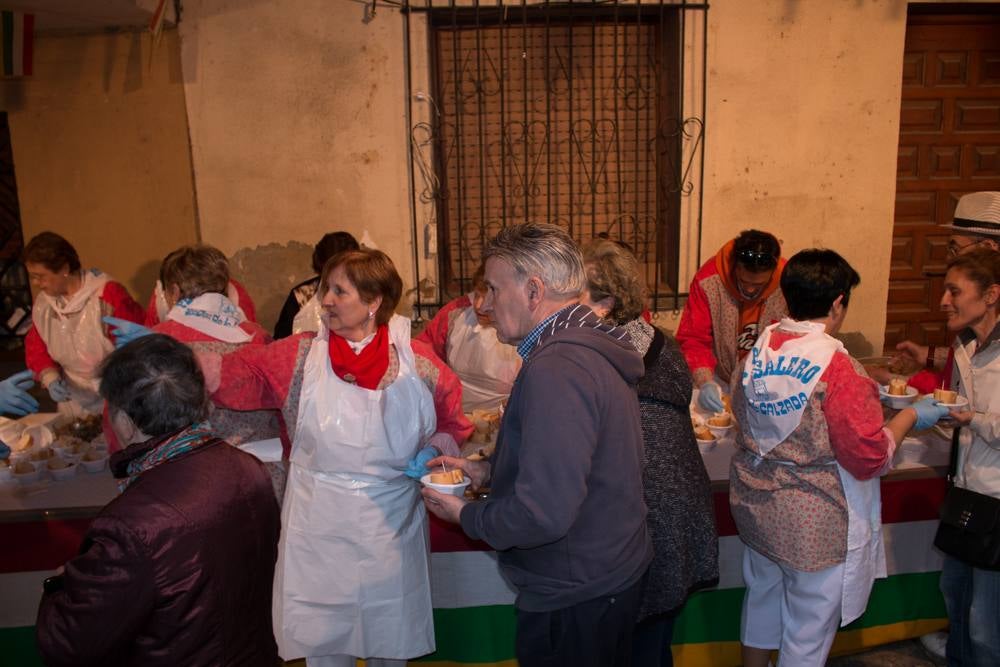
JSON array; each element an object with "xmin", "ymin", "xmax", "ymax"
[{"xmin": 0, "ymin": 471, "xmax": 948, "ymax": 666}]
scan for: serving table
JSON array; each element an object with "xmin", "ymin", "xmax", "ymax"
[{"xmin": 1, "ymin": 422, "xmax": 950, "ymax": 666}]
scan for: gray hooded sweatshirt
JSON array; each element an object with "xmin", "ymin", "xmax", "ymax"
[{"xmin": 460, "ymin": 305, "xmax": 653, "ymax": 612}]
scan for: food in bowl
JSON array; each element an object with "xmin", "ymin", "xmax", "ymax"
[
  {"xmin": 13, "ymin": 432, "xmax": 32, "ymax": 452},
  {"xmin": 429, "ymin": 469, "xmax": 464, "ymax": 485},
  {"xmin": 420, "ymin": 472, "xmax": 471, "ymax": 497},
  {"xmin": 707, "ymin": 413, "xmax": 732, "ymax": 428},
  {"xmin": 934, "ymin": 388, "xmax": 958, "ymax": 404},
  {"xmin": 13, "ymin": 460, "xmax": 34, "ymax": 474},
  {"xmin": 30, "ymin": 447, "xmax": 54, "ymax": 461},
  {"xmin": 83, "ymin": 449, "xmax": 106, "ymax": 462},
  {"xmin": 48, "ymin": 457, "xmax": 76, "ymax": 480},
  {"xmin": 47, "ymin": 457, "xmax": 69, "ymax": 470},
  {"xmin": 888, "ymin": 378, "xmax": 908, "ymax": 396},
  {"xmin": 694, "ymin": 426, "xmax": 715, "ymax": 442}
]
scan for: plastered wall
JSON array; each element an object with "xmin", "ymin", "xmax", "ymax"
[
  {"xmin": 0, "ymin": 29, "xmax": 198, "ymax": 303},
  {"xmin": 11, "ymin": 2, "xmax": 979, "ymax": 346},
  {"xmin": 178, "ymin": 0, "xmax": 417, "ymax": 332},
  {"xmin": 697, "ymin": 0, "xmax": 913, "ymax": 355},
  {"xmin": 177, "ymin": 0, "xmax": 926, "ymax": 349}
]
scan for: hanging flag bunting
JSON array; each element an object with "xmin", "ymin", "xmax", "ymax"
[
  {"xmin": 149, "ymin": 0, "xmax": 168, "ymax": 39},
  {"xmin": 0, "ymin": 11, "xmax": 34, "ymax": 77}
]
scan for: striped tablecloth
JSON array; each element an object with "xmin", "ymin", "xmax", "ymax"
[{"xmin": 1, "ymin": 433, "xmax": 950, "ymax": 666}]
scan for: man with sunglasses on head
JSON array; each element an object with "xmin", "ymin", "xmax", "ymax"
[{"xmin": 677, "ymin": 230, "xmax": 788, "ymax": 412}]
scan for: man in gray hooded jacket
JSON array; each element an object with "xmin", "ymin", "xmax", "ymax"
[{"xmin": 422, "ymin": 223, "xmax": 652, "ymax": 667}]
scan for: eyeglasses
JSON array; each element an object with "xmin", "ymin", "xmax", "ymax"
[
  {"xmin": 735, "ymin": 248, "xmax": 778, "ymax": 269},
  {"xmin": 946, "ymin": 238, "xmax": 983, "ymax": 258}
]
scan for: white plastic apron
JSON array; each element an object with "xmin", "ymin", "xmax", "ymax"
[
  {"xmin": 446, "ymin": 298, "xmax": 521, "ymax": 412},
  {"xmin": 33, "ymin": 271, "xmax": 113, "ymax": 415},
  {"xmin": 292, "ymin": 294, "xmax": 323, "ymax": 335},
  {"xmin": 742, "ymin": 320, "xmax": 884, "ymax": 624},
  {"xmin": 274, "ymin": 315, "xmax": 437, "ymax": 660},
  {"xmin": 836, "ymin": 462, "xmax": 885, "ymax": 625}
]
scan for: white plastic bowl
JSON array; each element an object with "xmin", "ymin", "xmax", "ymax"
[
  {"xmin": 879, "ymin": 385, "xmax": 919, "ymax": 410},
  {"xmin": 47, "ymin": 461, "xmax": 77, "ymax": 480},
  {"xmin": 420, "ymin": 473, "xmax": 471, "ymax": 497},
  {"xmin": 696, "ymin": 437, "xmax": 716, "ymax": 453},
  {"xmin": 80, "ymin": 456, "xmax": 109, "ymax": 473},
  {"xmin": 12, "ymin": 466, "xmax": 41, "ymax": 484}
]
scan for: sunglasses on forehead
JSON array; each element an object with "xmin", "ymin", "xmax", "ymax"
[{"xmin": 735, "ymin": 248, "xmax": 778, "ymax": 269}]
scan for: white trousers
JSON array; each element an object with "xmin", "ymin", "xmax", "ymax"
[
  {"xmin": 740, "ymin": 546, "xmax": 844, "ymax": 667},
  {"xmin": 305, "ymin": 657, "xmax": 407, "ymax": 667}
]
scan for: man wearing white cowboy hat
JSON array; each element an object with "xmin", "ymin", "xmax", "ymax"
[
  {"xmin": 891, "ymin": 192, "xmax": 1000, "ymax": 380},
  {"xmin": 942, "ymin": 191, "xmax": 1000, "ymax": 258},
  {"xmin": 888, "ymin": 190, "xmax": 1000, "ymax": 661}
]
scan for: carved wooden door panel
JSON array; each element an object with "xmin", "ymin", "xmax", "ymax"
[{"xmin": 887, "ymin": 11, "xmax": 1000, "ymax": 350}]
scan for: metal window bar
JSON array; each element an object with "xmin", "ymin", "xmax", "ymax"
[{"xmin": 404, "ymin": 1, "xmax": 706, "ymax": 318}]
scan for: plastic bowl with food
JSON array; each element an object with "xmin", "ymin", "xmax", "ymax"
[
  {"xmin": 932, "ymin": 394, "xmax": 969, "ymax": 411},
  {"xmin": 420, "ymin": 472, "xmax": 471, "ymax": 497},
  {"xmin": 879, "ymin": 384, "xmax": 919, "ymax": 410},
  {"xmin": 693, "ymin": 425, "xmax": 717, "ymax": 451},
  {"xmin": 706, "ymin": 412, "xmax": 735, "ymax": 437},
  {"xmin": 47, "ymin": 458, "xmax": 77, "ymax": 481},
  {"xmin": 11, "ymin": 460, "xmax": 41, "ymax": 484},
  {"xmin": 80, "ymin": 454, "xmax": 109, "ymax": 473}
]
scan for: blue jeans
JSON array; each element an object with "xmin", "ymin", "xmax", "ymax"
[{"xmin": 940, "ymin": 554, "xmax": 1000, "ymax": 667}]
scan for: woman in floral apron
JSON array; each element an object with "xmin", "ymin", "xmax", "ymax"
[{"xmin": 729, "ymin": 249, "xmax": 948, "ymax": 667}]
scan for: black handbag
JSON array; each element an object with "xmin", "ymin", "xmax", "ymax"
[{"xmin": 933, "ymin": 426, "xmax": 1000, "ymax": 570}]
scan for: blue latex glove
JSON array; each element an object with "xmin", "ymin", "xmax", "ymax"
[
  {"xmin": 103, "ymin": 316, "xmax": 153, "ymax": 348},
  {"xmin": 0, "ymin": 369, "xmax": 39, "ymax": 416},
  {"xmin": 0, "ymin": 441, "xmax": 9, "ymax": 459},
  {"xmin": 698, "ymin": 380, "xmax": 726, "ymax": 412},
  {"xmin": 47, "ymin": 378, "xmax": 72, "ymax": 403},
  {"xmin": 911, "ymin": 396, "xmax": 950, "ymax": 431},
  {"xmin": 405, "ymin": 446, "xmax": 438, "ymax": 479}
]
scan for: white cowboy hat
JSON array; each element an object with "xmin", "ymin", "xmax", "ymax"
[{"xmin": 943, "ymin": 191, "xmax": 1000, "ymax": 237}]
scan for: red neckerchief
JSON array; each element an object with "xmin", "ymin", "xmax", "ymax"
[{"xmin": 327, "ymin": 324, "xmax": 390, "ymax": 390}]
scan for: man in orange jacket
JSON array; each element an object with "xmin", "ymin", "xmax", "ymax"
[{"xmin": 676, "ymin": 229, "xmax": 788, "ymax": 411}]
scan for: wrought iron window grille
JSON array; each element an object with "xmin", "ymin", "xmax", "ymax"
[{"xmin": 400, "ymin": 1, "xmax": 707, "ymax": 320}]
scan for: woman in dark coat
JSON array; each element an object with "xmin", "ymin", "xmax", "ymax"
[
  {"xmin": 36, "ymin": 334, "xmax": 280, "ymax": 666},
  {"xmin": 581, "ymin": 240, "xmax": 719, "ymax": 667}
]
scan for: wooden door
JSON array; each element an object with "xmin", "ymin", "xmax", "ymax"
[{"xmin": 886, "ymin": 9, "xmax": 1000, "ymax": 350}]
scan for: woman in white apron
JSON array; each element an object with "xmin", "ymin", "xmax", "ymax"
[
  {"xmin": 24, "ymin": 231, "xmax": 145, "ymax": 417},
  {"xmin": 416, "ymin": 264, "xmax": 521, "ymax": 412},
  {"xmin": 729, "ymin": 249, "xmax": 947, "ymax": 667},
  {"xmin": 197, "ymin": 249, "xmax": 472, "ymax": 666}
]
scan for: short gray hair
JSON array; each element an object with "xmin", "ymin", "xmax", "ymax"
[{"xmin": 483, "ymin": 223, "xmax": 585, "ymax": 298}]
